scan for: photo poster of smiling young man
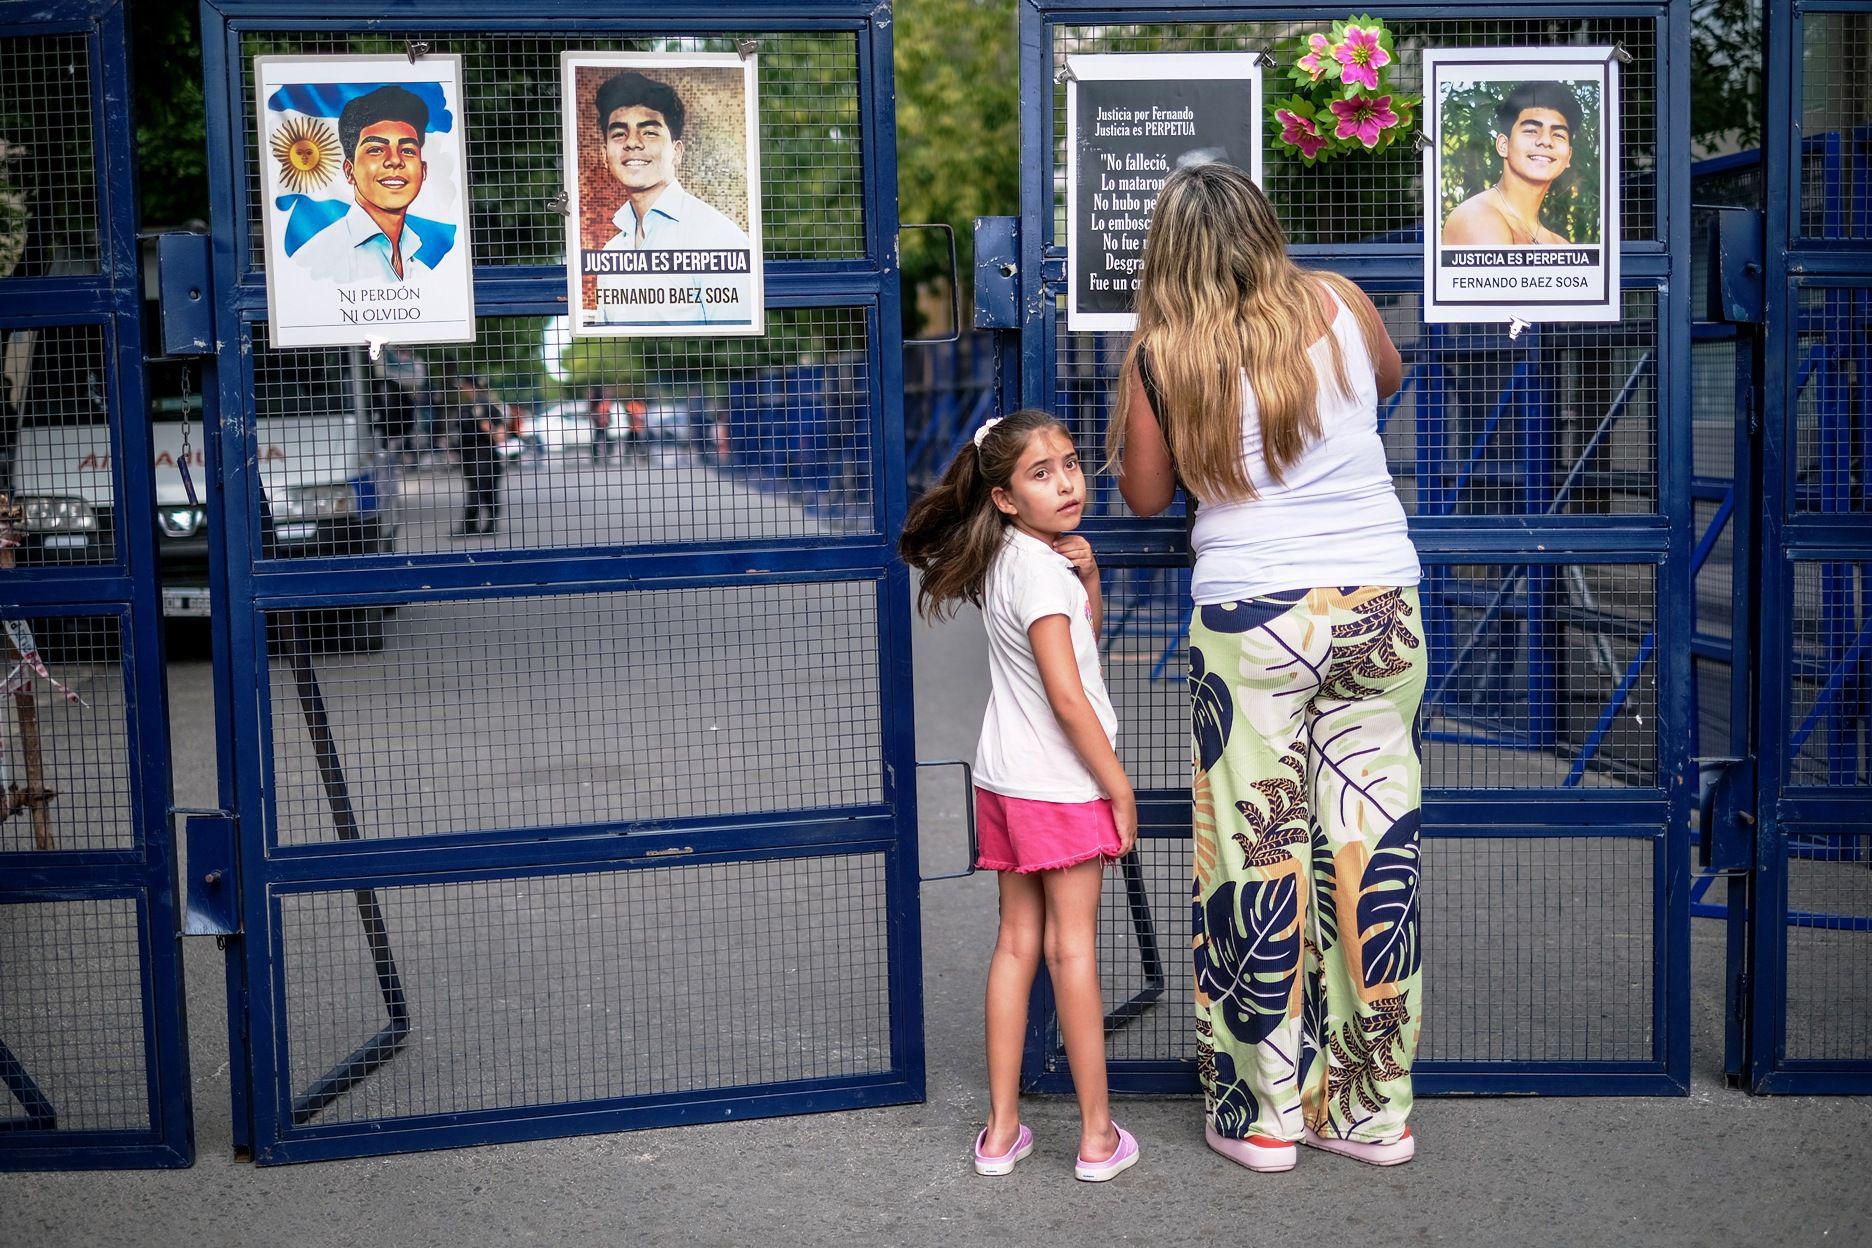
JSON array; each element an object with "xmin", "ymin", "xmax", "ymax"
[
  {"xmin": 1423, "ymin": 48, "xmax": 1619, "ymax": 324},
  {"xmin": 561, "ymin": 51, "xmax": 763, "ymax": 338},
  {"xmin": 1065, "ymin": 53, "xmax": 1264, "ymax": 332},
  {"xmin": 255, "ymin": 54, "xmax": 475, "ymax": 349}
]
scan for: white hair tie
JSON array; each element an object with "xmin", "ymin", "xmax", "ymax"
[{"xmin": 971, "ymin": 417, "xmax": 1003, "ymax": 449}]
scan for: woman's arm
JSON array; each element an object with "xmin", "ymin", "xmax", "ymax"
[
  {"xmin": 1115, "ymin": 367, "xmax": 1178, "ymax": 518},
  {"xmin": 1029, "ymin": 615, "xmax": 1137, "ymax": 854},
  {"xmin": 1324, "ymin": 277, "xmax": 1404, "ymax": 400}
]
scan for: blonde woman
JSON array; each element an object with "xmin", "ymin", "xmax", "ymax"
[{"xmin": 1110, "ymin": 162, "xmax": 1426, "ymax": 1172}]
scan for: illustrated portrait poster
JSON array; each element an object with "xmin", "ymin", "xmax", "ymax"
[
  {"xmin": 1423, "ymin": 47, "xmax": 1620, "ymax": 324},
  {"xmin": 561, "ymin": 51, "xmax": 763, "ymax": 338},
  {"xmin": 1065, "ymin": 53, "xmax": 1264, "ymax": 332},
  {"xmin": 254, "ymin": 54, "xmax": 475, "ymax": 349}
]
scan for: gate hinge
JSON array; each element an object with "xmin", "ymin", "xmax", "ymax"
[
  {"xmin": 181, "ymin": 809, "xmax": 241, "ymax": 937},
  {"xmin": 156, "ymin": 231, "xmax": 216, "ymax": 357}
]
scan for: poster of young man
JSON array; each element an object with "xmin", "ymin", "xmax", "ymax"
[
  {"xmin": 1065, "ymin": 53, "xmax": 1263, "ymax": 333},
  {"xmin": 1423, "ymin": 48, "xmax": 1620, "ymax": 324},
  {"xmin": 255, "ymin": 54, "xmax": 475, "ymax": 349},
  {"xmin": 561, "ymin": 52, "xmax": 763, "ymax": 338}
]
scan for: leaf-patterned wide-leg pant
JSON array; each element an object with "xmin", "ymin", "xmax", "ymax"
[{"xmin": 1190, "ymin": 585, "xmax": 1426, "ymax": 1145}]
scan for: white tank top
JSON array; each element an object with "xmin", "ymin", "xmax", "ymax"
[{"xmin": 1186, "ymin": 291, "xmax": 1421, "ymax": 604}]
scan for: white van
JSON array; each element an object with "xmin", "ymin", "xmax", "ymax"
[{"xmin": 7, "ymin": 337, "xmax": 398, "ymax": 639}]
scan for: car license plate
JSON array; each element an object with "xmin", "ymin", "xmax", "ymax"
[{"xmin": 162, "ymin": 587, "xmax": 213, "ymax": 618}]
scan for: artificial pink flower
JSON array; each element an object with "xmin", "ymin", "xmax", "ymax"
[
  {"xmin": 1296, "ymin": 33, "xmax": 1332, "ymax": 81},
  {"xmin": 1333, "ymin": 25, "xmax": 1392, "ymax": 91},
  {"xmin": 1328, "ymin": 93, "xmax": 1399, "ymax": 148},
  {"xmin": 1276, "ymin": 108, "xmax": 1330, "ymax": 159}
]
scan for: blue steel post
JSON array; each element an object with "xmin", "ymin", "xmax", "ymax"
[
  {"xmin": 866, "ymin": 4, "xmax": 928, "ymax": 1106},
  {"xmin": 1658, "ymin": 0, "xmax": 1695, "ymax": 1089}
]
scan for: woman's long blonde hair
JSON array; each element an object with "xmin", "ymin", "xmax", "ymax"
[{"xmin": 1108, "ymin": 162, "xmax": 1386, "ymax": 502}]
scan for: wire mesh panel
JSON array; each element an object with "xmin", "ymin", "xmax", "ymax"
[
  {"xmin": 1782, "ymin": 836, "xmax": 1872, "ymax": 1062},
  {"xmin": 0, "ymin": 614, "xmax": 133, "ymax": 854},
  {"xmin": 237, "ymin": 31, "xmax": 865, "ymax": 274},
  {"xmin": 1788, "ymin": 560, "xmax": 1870, "ymax": 789},
  {"xmin": 0, "ymin": 2, "xmax": 188, "ymax": 1168},
  {"xmin": 1, "ymin": 323, "xmax": 117, "ymax": 567},
  {"xmin": 0, "ymin": 897, "xmax": 150, "ymax": 1133},
  {"xmin": 1023, "ymin": 2, "xmax": 1684, "ymax": 1092},
  {"xmin": 277, "ymin": 854, "xmax": 892, "ymax": 1126},
  {"xmin": 246, "ymin": 308, "xmax": 875, "ymax": 558},
  {"xmin": 0, "ymin": 33, "xmax": 99, "ymax": 277},
  {"xmin": 209, "ymin": 2, "xmax": 913, "ymax": 1160},
  {"xmin": 1050, "ymin": 17, "xmax": 1658, "ymax": 248},
  {"xmin": 265, "ymin": 583, "xmax": 883, "ymax": 846},
  {"xmin": 1100, "ymin": 563, "xmax": 1191, "ymax": 792},
  {"xmin": 1422, "ymin": 562, "xmax": 1658, "ymax": 789},
  {"xmin": 1057, "ymin": 831, "xmax": 1657, "ymax": 1072},
  {"xmin": 1054, "ymin": 289, "xmax": 1661, "ymax": 519},
  {"xmin": 1792, "ymin": 285, "xmax": 1870, "ymax": 514},
  {"xmin": 1416, "ymin": 836, "xmax": 1654, "ymax": 1062},
  {"xmin": 1799, "ymin": 12, "xmax": 1872, "ymax": 242}
]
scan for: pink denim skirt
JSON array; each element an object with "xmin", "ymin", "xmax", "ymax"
[{"xmin": 974, "ymin": 789, "xmax": 1122, "ymax": 873}]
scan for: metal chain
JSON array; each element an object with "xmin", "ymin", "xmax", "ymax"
[{"xmin": 178, "ymin": 362, "xmax": 201, "ymax": 509}]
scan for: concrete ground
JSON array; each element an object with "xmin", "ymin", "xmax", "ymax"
[{"xmin": 5, "ymin": 460, "xmax": 1871, "ymax": 1245}]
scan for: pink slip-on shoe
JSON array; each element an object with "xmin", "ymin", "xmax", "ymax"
[
  {"xmin": 1205, "ymin": 1122, "xmax": 1298, "ymax": 1173},
  {"xmin": 1074, "ymin": 1124, "xmax": 1139, "ymax": 1182},
  {"xmin": 1301, "ymin": 1125, "xmax": 1415, "ymax": 1167},
  {"xmin": 973, "ymin": 1123, "xmax": 1034, "ymax": 1176}
]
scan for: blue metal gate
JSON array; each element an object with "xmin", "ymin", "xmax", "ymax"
[
  {"xmin": 190, "ymin": 1, "xmax": 919, "ymax": 1163},
  {"xmin": 1733, "ymin": 0, "xmax": 1872, "ymax": 1093},
  {"xmin": 993, "ymin": 0, "xmax": 1694, "ymax": 1094},
  {"xmin": 0, "ymin": 0, "xmax": 194, "ymax": 1168}
]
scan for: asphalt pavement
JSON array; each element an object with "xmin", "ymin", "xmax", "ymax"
[{"xmin": 4, "ymin": 453, "xmax": 1870, "ymax": 1246}]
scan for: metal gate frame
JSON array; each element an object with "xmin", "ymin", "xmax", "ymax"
[
  {"xmin": 1737, "ymin": 0, "xmax": 1872, "ymax": 1094},
  {"xmin": 1006, "ymin": 0, "xmax": 1694, "ymax": 1096},
  {"xmin": 0, "ymin": 0, "xmax": 193, "ymax": 1169},
  {"xmin": 191, "ymin": 0, "xmax": 920, "ymax": 1163}
]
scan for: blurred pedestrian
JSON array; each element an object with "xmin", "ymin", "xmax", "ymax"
[
  {"xmin": 589, "ymin": 384, "xmax": 613, "ymax": 463},
  {"xmin": 453, "ymin": 374, "xmax": 504, "ymax": 535}
]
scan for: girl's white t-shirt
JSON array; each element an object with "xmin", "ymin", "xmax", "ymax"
[
  {"xmin": 1187, "ymin": 288, "xmax": 1422, "ymax": 604},
  {"xmin": 974, "ymin": 528, "xmax": 1120, "ymax": 803}
]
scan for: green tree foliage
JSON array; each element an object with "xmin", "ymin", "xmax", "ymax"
[
  {"xmin": 894, "ymin": 0, "xmax": 1019, "ymax": 326},
  {"xmin": 1438, "ymin": 81, "xmax": 1603, "ymax": 244},
  {"xmin": 1690, "ymin": 0, "xmax": 1762, "ymax": 155},
  {"xmin": 133, "ymin": 3, "xmax": 209, "ymax": 226}
]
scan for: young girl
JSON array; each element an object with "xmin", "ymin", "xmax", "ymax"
[{"xmin": 899, "ymin": 408, "xmax": 1141, "ymax": 1183}]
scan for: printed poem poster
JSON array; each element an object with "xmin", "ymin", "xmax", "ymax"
[{"xmin": 1066, "ymin": 53, "xmax": 1263, "ymax": 331}]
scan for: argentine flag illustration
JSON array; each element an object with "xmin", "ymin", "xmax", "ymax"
[{"xmin": 265, "ymin": 78, "xmax": 461, "ymax": 270}]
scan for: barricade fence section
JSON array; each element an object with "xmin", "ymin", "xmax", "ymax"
[
  {"xmin": 1013, "ymin": 1, "xmax": 1690, "ymax": 1095},
  {"xmin": 0, "ymin": 0, "xmax": 192, "ymax": 1170},
  {"xmin": 200, "ymin": 2, "xmax": 918, "ymax": 1162},
  {"xmin": 1749, "ymin": 0, "xmax": 1871, "ymax": 1092}
]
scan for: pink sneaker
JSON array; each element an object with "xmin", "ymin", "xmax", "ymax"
[
  {"xmin": 1205, "ymin": 1122, "xmax": 1297, "ymax": 1172},
  {"xmin": 973, "ymin": 1123, "xmax": 1034, "ymax": 1176},
  {"xmin": 1301, "ymin": 1125, "xmax": 1415, "ymax": 1166},
  {"xmin": 1074, "ymin": 1124, "xmax": 1139, "ymax": 1182}
]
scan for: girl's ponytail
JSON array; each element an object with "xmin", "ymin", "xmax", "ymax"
[{"xmin": 899, "ymin": 409, "xmax": 1065, "ymax": 620}]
